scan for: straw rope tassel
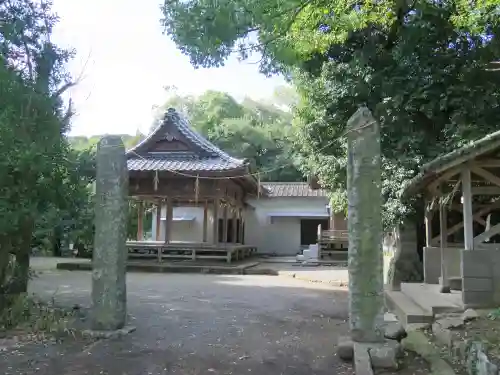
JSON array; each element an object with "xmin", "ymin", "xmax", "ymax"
[
  {"xmin": 194, "ymin": 174, "xmax": 200, "ymax": 204},
  {"xmin": 153, "ymin": 170, "xmax": 159, "ymax": 191}
]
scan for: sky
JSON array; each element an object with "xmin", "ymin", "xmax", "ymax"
[{"xmin": 51, "ymin": 0, "xmax": 286, "ymax": 136}]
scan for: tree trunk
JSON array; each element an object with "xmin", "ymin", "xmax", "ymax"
[{"xmin": 8, "ymin": 219, "xmax": 34, "ymax": 294}]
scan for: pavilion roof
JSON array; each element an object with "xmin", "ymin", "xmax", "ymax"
[
  {"xmin": 126, "ymin": 108, "xmax": 248, "ymax": 173},
  {"xmin": 402, "ymin": 129, "xmax": 500, "ymax": 198}
]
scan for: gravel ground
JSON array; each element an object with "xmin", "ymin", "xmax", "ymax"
[{"xmin": 0, "ymin": 270, "xmax": 354, "ymax": 375}]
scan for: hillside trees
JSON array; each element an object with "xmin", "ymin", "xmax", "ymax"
[
  {"xmin": 160, "ymin": 0, "xmax": 500, "ymax": 226},
  {"xmin": 153, "ymin": 89, "xmax": 303, "ymax": 181}
]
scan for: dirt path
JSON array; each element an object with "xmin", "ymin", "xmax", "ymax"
[{"xmin": 1, "ymin": 271, "xmax": 353, "ymax": 375}]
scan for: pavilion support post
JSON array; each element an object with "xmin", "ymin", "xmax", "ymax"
[
  {"xmin": 239, "ymin": 207, "xmax": 244, "ymax": 244},
  {"xmin": 202, "ymin": 200, "xmax": 208, "ymax": 243},
  {"xmin": 212, "ymin": 198, "xmax": 220, "ymax": 244},
  {"xmin": 462, "ymin": 168, "xmax": 474, "ymax": 250},
  {"xmin": 155, "ymin": 200, "xmax": 162, "ymax": 241},
  {"xmin": 424, "ymin": 204, "xmax": 433, "ymax": 247},
  {"xmin": 164, "ymin": 197, "xmax": 173, "ymax": 246},
  {"xmin": 439, "ymin": 200, "xmax": 450, "ymax": 293},
  {"xmin": 222, "ymin": 203, "xmax": 228, "ymax": 244},
  {"xmin": 232, "ymin": 206, "xmax": 238, "ymax": 243},
  {"xmin": 137, "ymin": 201, "xmax": 144, "ymax": 241}
]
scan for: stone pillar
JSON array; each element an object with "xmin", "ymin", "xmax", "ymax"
[
  {"xmin": 92, "ymin": 136, "xmax": 128, "ymax": 331},
  {"xmin": 346, "ymin": 106, "xmax": 384, "ymax": 343}
]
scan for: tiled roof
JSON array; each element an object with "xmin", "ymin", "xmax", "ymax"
[
  {"xmin": 127, "ymin": 156, "xmax": 243, "ymax": 172},
  {"xmin": 126, "ymin": 108, "xmax": 246, "ymax": 172},
  {"xmin": 261, "ymin": 182, "xmax": 328, "ymax": 197}
]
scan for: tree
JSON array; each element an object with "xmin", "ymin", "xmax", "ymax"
[
  {"xmin": 161, "ymin": 0, "xmax": 500, "ymax": 227},
  {"xmin": 0, "ymin": 0, "xmax": 75, "ymax": 299},
  {"xmin": 154, "ymin": 90, "xmax": 302, "ymax": 181}
]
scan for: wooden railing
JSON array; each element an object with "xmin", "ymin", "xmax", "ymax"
[{"xmin": 317, "ymin": 225, "xmax": 348, "ymax": 242}]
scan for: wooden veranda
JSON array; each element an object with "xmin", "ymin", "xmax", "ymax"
[{"xmin": 126, "ymin": 108, "xmax": 260, "ymax": 263}]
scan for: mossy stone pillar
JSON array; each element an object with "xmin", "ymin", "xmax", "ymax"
[{"xmin": 346, "ymin": 106, "xmax": 384, "ymax": 343}]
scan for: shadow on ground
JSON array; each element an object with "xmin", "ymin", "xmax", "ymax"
[{"xmin": 1, "ymin": 271, "xmax": 353, "ymax": 375}]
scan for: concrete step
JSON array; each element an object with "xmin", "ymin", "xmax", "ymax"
[
  {"xmin": 401, "ymin": 283, "xmax": 463, "ymax": 315},
  {"xmin": 385, "ymin": 290, "xmax": 433, "ymax": 326}
]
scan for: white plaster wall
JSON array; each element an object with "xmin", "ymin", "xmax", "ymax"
[
  {"xmin": 150, "ymin": 197, "xmax": 332, "ymax": 255},
  {"xmin": 244, "ymin": 197, "xmax": 330, "ymax": 255}
]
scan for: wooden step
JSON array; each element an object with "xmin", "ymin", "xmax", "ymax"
[{"xmin": 385, "ymin": 290, "xmax": 433, "ymax": 327}]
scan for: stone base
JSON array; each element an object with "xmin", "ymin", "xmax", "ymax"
[
  {"xmin": 82, "ymin": 325, "xmax": 136, "ymax": 339},
  {"xmin": 336, "ymin": 336, "xmax": 402, "ymax": 373}
]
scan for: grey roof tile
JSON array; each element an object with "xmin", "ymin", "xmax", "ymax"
[{"xmin": 261, "ymin": 182, "xmax": 327, "ymax": 197}]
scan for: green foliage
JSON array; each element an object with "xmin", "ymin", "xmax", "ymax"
[
  {"xmin": 69, "ymin": 132, "xmax": 146, "ymax": 152},
  {"xmin": 154, "ymin": 89, "xmax": 303, "ymax": 181},
  {"xmin": 0, "ymin": 0, "xmax": 76, "ymax": 298},
  {"xmin": 161, "ymin": 0, "xmax": 500, "ymax": 228}
]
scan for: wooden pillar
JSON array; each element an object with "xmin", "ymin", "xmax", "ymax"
[
  {"xmin": 164, "ymin": 197, "xmax": 173, "ymax": 244},
  {"xmin": 222, "ymin": 203, "xmax": 228, "ymax": 244},
  {"xmin": 155, "ymin": 200, "xmax": 162, "ymax": 241},
  {"xmin": 212, "ymin": 198, "xmax": 220, "ymax": 244},
  {"xmin": 137, "ymin": 201, "xmax": 144, "ymax": 241},
  {"xmin": 439, "ymin": 202, "xmax": 450, "ymax": 293},
  {"xmin": 424, "ymin": 205, "xmax": 433, "ymax": 247},
  {"xmin": 202, "ymin": 200, "xmax": 208, "ymax": 242},
  {"xmin": 239, "ymin": 207, "xmax": 244, "ymax": 244},
  {"xmin": 232, "ymin": 206, "xmax": 238, "ymax": 243},
  {"xmin": 462, "ymin": 168, "xmax": 474, "ymax": 250}
]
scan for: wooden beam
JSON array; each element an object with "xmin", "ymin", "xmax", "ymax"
[
  {"xmin": 474, "ymin": 223, "xmax": 500, "ymax": 245},
  {"xmin": 473, "ymin": 158, "xmax": 500, "ymax": 167},
  {"xmin": 472, "ymin": 167, "xmax": 500, "ymax": 187},
  {"xmin": 428, "ymin": 168, "xmax": 461, "ymax": 195},
  {"xmin": 432, "ymin": 199, "xmax": 500, "ymax": 242},
  {"xmin": 462, "ymin": 168, "xmax": 474, "ymax": 250},
  {"xmin": 472, "ymin": 186, "xmax": 500, "ymax": 195}
]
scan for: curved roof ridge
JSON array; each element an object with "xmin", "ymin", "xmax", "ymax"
[
  {"xmin": 127, "ymin": 108, "xmax": 247, "ymax": 166},
  {"xmin": 167, "ymin": 108, "xmax": 245, "ymax": 164}
]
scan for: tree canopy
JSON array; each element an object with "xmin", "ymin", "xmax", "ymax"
[
  {"xmin": 0, "ymin": 0, "xmax": 78, "ymax": 297},
  {"xmin": 153, "ymin": 89, "xmax": 303, "ymax": 181},
  {"xmin": 161, "ymin": 0, "xmax": 500, "ymax": 226}
]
